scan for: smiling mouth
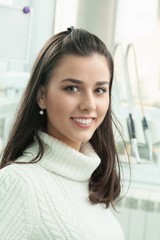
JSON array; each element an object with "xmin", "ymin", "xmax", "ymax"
[{"xmin": 72, "ymin": 118, "xmax": 94, "ymax": 125}]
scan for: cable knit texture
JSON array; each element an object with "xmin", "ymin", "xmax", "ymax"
[{"xmin": 0, "ymin": 132, "xmax": 124, "ymax": 240}]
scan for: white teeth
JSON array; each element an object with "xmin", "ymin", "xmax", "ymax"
[{"xmin": 73, "ymin": 118, "xmax": 93, "ymax": 125}]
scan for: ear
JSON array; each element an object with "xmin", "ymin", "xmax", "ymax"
[{"xmin": 37, "ymin": 86, "xmax": 46, "ymax": 109}]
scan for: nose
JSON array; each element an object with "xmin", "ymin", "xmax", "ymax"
[{"xmin": 79, "ymin": 91, "xmax": 96, "ymax": 112}]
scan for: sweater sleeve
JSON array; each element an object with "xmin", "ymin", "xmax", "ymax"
[{"xmin": 0, "ymin": 167, "xmax": 31, "ymax": 240}]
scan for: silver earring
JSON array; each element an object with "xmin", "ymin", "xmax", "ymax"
[{"xmin": 39, "ymin": 109, "xmax": 44, "ymax": 115}]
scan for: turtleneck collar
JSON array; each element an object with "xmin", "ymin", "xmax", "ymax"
[{"xmin": 24, "ymin": 131, "xmax": 101, "ymax": 181}]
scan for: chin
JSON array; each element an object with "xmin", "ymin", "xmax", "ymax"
[{"xmin": 79, "ymin": 135, "xmax": 94, "ymax": 143}]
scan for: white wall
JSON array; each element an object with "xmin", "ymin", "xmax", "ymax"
[
  {"xmin": 76, "ymin": 0, "xmax": 117, "ymax": 48},
  {"xmin": 29, "ymin": 0, "xmax": 56, "ymax": 68},
  {"xmin": 0, "ymin": 0, "xmax": 56, "ymax": 90},
  {"xmin": 53, "ymin": 0, "xmax": 117, "ymax": 49}
]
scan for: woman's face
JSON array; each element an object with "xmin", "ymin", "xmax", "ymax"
[{"xmin": 37, "ymin": 53, "xmax": 110, "ymax": 150}]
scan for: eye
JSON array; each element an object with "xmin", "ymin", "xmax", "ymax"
[
  {"xmin": 95, "ymin": 88, "xmax": 107, "ymax": 94},
  {"xmin": 64, "ymin": 86, "xmax": 79, "ymax": 92}
]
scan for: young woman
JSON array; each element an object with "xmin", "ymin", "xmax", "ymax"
[{"xmin": 0, "ymin": 27, "xmax": 124, "ymax": 240}]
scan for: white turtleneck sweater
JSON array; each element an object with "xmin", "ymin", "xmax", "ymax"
[{"xmin": 0, "ymin": 132, "xmax": 124, "ymax": 240}]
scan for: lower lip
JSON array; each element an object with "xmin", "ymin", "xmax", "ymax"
[{"xmin": 71, "ymin": 119, "xmax": 95, "ymax": 129}]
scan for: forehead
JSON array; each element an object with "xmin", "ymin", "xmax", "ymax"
[{"xmin": 52, "ymin": 53, "xmax": 110, "ymax": 81}]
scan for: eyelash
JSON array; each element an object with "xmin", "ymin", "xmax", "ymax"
[
  {"xmin": 64, "ymin": 86, "xmax": 80, "ymax": 92},
  {"xmin": 95, "ymin": 88, "xmax": 107, "ymax": 94},
  {"xmin": 64, "ymin": 86, "xmax": 107, "ymax": 94}
]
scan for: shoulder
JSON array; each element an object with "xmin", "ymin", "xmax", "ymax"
[
  {"xmin": 0, "ymin": 166, "xmax": 32, "ymax": 239},
  {"xmin": 0, "ymin": 160, "xmax": 55, "ymax": 195},
  {"xmin": 0, "ymin": 164, "xmax": 32, "ymax": 205},
  {"xmin": 0, "ymin": 161, "xmax": 46, "ymax": 209},
  {"xmin": 0, "ymin": 165, "xmax": 24, "ymax": 192},
  {"xmin": 2, "ymin": 156, "xmax": 46, "ymax": 179}
]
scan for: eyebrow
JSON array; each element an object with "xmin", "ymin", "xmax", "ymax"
[{"xmin": 61, "ymin": 78, "xmax": 110, "ymax": 85}]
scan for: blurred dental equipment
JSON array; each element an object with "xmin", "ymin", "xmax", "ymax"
[
  {"xmin": 125, "ymin": 44, "xmax": 153, "ymax": 161},
  {"xmin": 113, "ymin": 43, "xmax": 141, "ymax": 164}
]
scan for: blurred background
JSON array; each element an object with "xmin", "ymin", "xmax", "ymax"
[{"xmin": 0, "ymin": 0, "xmax": 160, "ymax": 239}]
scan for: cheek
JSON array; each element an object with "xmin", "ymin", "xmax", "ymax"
[
  {"xmin": 45, "ymin": 95, "xmax": 74, "ymax": 117},
  {"xmin": 98, "ymin": 103, "xmax": 109, "ymax": 127},
  {"xmin": 44, "ymin": 94, "xmax": 60, "ymax": 117},
  {"xmin": 99, "ymin": 98, "xmax": 110, "ymax": 116}
]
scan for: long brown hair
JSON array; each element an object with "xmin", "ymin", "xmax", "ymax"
[{"xmin": 0, "ymin": 28, "xmax": 121, "ymax": 207}]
